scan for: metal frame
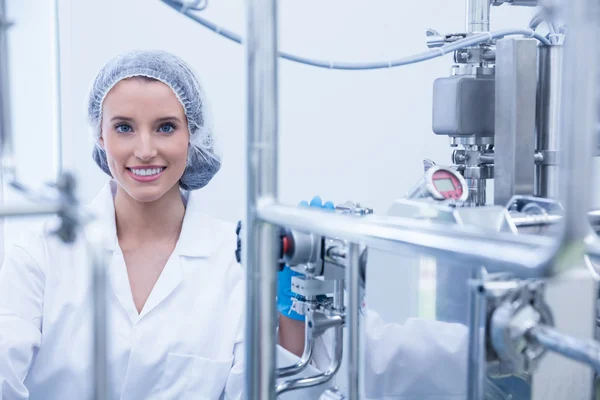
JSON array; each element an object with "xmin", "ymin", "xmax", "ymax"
[
  {"xmin": 0, "ymin": 3, "xmax": 109, "ymax": 399},
  {"xmin": 245, "ymin": 0, "xmax": 598, "ymax": 398}
]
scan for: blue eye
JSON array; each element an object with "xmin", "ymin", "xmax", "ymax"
[
  {"xmin": 159, "ymin": 123, "xmax": 176, "ymax": 133},
  {"xmin": 115, "ymin": 124, "xmax": 132, "ymax": 133}
]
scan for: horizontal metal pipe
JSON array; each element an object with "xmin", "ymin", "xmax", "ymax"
[
  {"xmin": 512, "ymin": 214, "xmax": 563, "ymax": 227},
  {"xmin": 0, "ymin": 203, "xmax": 61, "ymax": 217},
  {"xmin": 528, "ymin": 325, "xmax": 600, "ymax": 373},
  {"xmin": 257, "ymin": 203, "xmax": 556, "ymax": 278}
]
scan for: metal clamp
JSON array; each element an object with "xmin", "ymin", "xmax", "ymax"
[{"xmin": 489, "ymin": 280, "xmax": 554, "ymax": 375}]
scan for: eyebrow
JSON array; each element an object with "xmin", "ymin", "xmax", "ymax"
[
  {"xmin": 109, "ymin": 116, "xmax": 183, "ymax": 123},
  {"xmin": 155, "ymin": 116, "xmax": 183, "ymax": 123},
  {"xmin": 110, "ymin": 116, "xmax": 135, "ymax": 122}
]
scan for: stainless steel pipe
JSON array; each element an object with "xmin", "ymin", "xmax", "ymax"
[
  {"xmin": 276, "ymin": 310, "xmax": 315, "ymax": 378},
  {"xmin": 245, "ymin": 0, "xmax": 280, "ymax": 397},
  {"xmin": 466, "ymin": 268, "xmax": 487, "ymax": 400},
  {"xmin": 535, "ymin": 45, "xmax": 563, "ymax": 199},
  {"xmin": 276, "ymin": 283, "xmax": 344, "ymax": 395},
  {"xmin": 346, "ymin": 244, "xmax": 361, "ymax": 400},
  {"xmin": 0, "ymin": 203, "xmax": 62, "ymax": 217},
  {"xmin": 558, "ymin": 0, "xmax": 599, "ymax": 246},
  {"xmin": 466, "ymin": 0, "xmax": 491, "ymax": 32},
  {"xmin": 83, "ymin": 220, "xmax": 110, "ymax": 400},
  {"xmin": 0, "ymin": 0, "xmax": 15, "ymax": 181},
  {"xmin": 528, "ymin": 325, "xmax": 600, "ymax": 373},
  {"xmin": 257, "ymin": 204, "xmax": 556, "ymax": 278}
]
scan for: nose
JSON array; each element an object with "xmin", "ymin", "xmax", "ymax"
[{"xmin": 134, "ymin": 132, "xmax": 158, "ymax": 161}]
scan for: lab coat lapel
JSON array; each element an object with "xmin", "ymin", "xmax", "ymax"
[{"xmin": 138, "ymin": 254, "xmax": 183, "ymax": 319}]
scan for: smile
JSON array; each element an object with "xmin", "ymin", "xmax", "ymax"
[{"xmin": 126, "ymin": 167, "xmax": 166, "ymax": 182}]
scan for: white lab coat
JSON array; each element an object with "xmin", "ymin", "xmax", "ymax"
[{"xmin": 0, "ymin": 182, "xmax": 244, "ymax": 400}]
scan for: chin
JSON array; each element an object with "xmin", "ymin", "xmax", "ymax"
[{"xmin": 117, "ymin": 179, "xmax": 175, "ymax": 203}]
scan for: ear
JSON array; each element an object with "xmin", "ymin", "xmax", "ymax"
[{"xmin": 98, "ymin": 135, "xmax": 105, "ymax": 150}]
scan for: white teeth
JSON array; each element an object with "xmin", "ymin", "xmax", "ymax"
[{"xmin": 130, "ymin": 167, "xmax": 164, "ymax": 176}]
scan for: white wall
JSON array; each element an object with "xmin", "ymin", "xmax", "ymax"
[{"xmin": 3, "ymin": 0, "xmax": 59, "ymax": 260}]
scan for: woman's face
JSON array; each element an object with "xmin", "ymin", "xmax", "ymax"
[{"xmin": 99, "ymin": 78, "xmax": 190, "ymax": 203}]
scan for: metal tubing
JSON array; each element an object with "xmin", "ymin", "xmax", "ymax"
[
  {"xmin": 245, "ymin": 0, "xmax": 279, "ymax": 397},
  {"xmin": 466, "ymin": 0, "xmax": 491, "ymax": 32},
  {"xmin": 82, "ymin": 220, "xmax": 110, "ymax": 400},
  {"xmin": 275, "ymin": 325, "xmax": 343, "ymax": 395},
  {"xmin": 346, "ymin": 244, "xmax": 360, "ymax": 400},
  {"xmin": 0, "ymin": 0, "xmax": 15, "ymax": 181},
  {"xmin": 558, "ymin": 0, "xmax": 599, "ymax": 245},
  {"xmin": 51, "ymin": 0, "xmax": 63, "ymax": 179},
  {"xmin": 257, "ymin": 204, "xmax": 557, "ymax": 278},
  {"xmin": 466, "ymin": 178, "xmax": 486, "ymax": 206},
  {"xmin": 276, "ymin": 312, "xmax": 315, "ymax": 378},
  {"xmin": 528, "ymin": 325, "xmax": 600, "ymax": 373},
  {"xmin": 0, "ymin": 203, "xmax": 62, "ymax": 217},
  {"xmin": 535, "ymin": 45, "xmax": 563, "ymax": 199},
  {"xmin": 466, "ymin": 269, "xmax": 487, "ymax": 400},
  {"xmin": 276, "ymin": 282, "xmax": 344, "ymax": 395}
]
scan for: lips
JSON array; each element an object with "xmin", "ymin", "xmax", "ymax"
[{"xmin": 126, "ymin": 166, "xmax": 166, "ymax": 183}]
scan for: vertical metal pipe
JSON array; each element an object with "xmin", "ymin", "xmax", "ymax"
[
  {"xmin": 558, "ymin": 0, "xmax": 599, "ymax": 244},
  {"xmin": 466, "ymin": 0, "xmax": 491, "ymax": 33},
  {"xmin": 466, "ymin": 178, "xmax": 486, "ymax": 206},
  {"xmin": 466, "ymin": 268, "xmax": 487, "ymax": 400},
  {"xmin": 346, "ymin": 244, "xmax": 360, "ymax": 400},
  {"xmin": 83, "ymin": 221, "xmax": 109, "ymax": 400},
  {"xmin": 0, "ymin": 0, "xmax": 15, "ymax": 181},
  {"xmin": 245, "ymin": 0, "xmax": 279, "ymax": 398},
  {"xmin": 535, "ymin": 44, "xmax": 562, "ymax": 199},
  {"xmin": 50, "ymin": 0, "xmax": 63, "ymax": 179}
]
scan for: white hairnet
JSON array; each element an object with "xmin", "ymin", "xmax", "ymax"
[{"xmin": 87, "ymin": 49, "xmax": 220, "ymax": 191}]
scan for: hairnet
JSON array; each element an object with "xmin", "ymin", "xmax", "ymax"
[{"xmin": 87, "ymin": 49, "xmax": 221, "ymax": 191}]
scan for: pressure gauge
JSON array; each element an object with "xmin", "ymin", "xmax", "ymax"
[{"xmin": 407, "ymin": 165, "xmax": 468, "ymax": 202}]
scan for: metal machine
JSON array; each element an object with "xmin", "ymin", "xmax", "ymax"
[{"xmin": 241, "ymin": 0, "xmax": 600, "ymax": 399}]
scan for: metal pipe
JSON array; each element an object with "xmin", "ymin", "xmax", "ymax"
[
  {"xmin": 245, "ymin": 0, "xmax": 279, "ymax": 397},
  {"xmin": 466, "ymin": 0, "xmax": 491, "ymax": 33},
  {"xmin": 512, "ymin": 214, "xmax": 562, "ymax": 227},
  {"xmin": 276, "ymin": 311, "xmax": 315, "ymax": 378},
  {"xmin": 466, "ymin": 178, "xmax": 486, "ymax": 206},
  {"xmin": 558, "ymin": 0, "xmax": 599, "ymax": 245},
  {"xmin": 346, "ymin": 244, "xmax": 360, "ymax": 400},
  {"xmin": 257, "ymin": 204, "xmax": 557, "ymax": 278},
  {"xmin": 82, "ymin": 220, "xmax": 110, "ymax": 400},
  {"xmin": 0, "ymin": 203, "xmax": 62, "ymax": 217},
  {"xmin": 51, "ymin": 0, "xmax": 63, "ymax": 179},
  {"xmin": 0, "ymin": 0, "xmax": 15, "ymax": 182},
  {"xmin": 275, "ymin": 324, "xmax": 343, "ymax": 395},
  {"xmin": 276, "ymin": 282, "xmax": 344, "ymax": 395},
  {"xmin": 466, "ymin": 268, "xmax": 487, "ymax": 400},
  {"xmin": 528, "ymin": 325, "xmax": 600, "ymax": 373},
  {"xmin": 535, "ymin": 45, "xmax": 563, "ymax": 199}
]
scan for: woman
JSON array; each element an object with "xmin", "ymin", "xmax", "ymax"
[{"xmin": 0, "ymin": 50, "xmax": 245, "ymax": 399}]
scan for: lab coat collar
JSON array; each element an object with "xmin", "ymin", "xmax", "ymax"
[{"xmin": 87, "ymin": 181, "xmax": 218, "ymax": 258}]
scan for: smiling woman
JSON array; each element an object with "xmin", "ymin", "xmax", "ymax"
[{"xmin": 0, "ymin": 50, "xmax": 246, "ymax": 400}]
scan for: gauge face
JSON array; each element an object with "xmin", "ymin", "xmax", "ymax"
[{"xmin": 431, "ymin": 169, "xmax": 463, "ymax": 200}]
